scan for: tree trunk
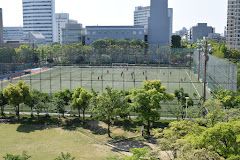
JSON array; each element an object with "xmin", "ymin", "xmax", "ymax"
[
  {"xmin": 181, "ymin": 106, "xmax": 185, "ymax": 120},
  {"xmin": 82, "ymin": 109, "xmax": 85, "ymax": 121},
  {"xmin": 1, "ymin": 106, "xmax": 4, "ymax": 117},
  {"xmin": 146, "ymin": 120, "xmax": 151, "ymax": 136},
  {"xmin": 31, "ymin": 106, "xmax": 34, "ymax": 118},
  {"xmin": 16, "ymin": 105, "xmax": 20, "ymax": 120},
  {"xmin": 78, "ymin": 108, "xmax": 81, "ymax": 118},
  {"xmin": 107, "ymin": 120, "xmax": 111, "ymax": 138}
]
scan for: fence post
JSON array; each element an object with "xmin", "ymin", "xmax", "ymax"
[
  {"xmin": 50, "ymin": 65, "xmax": 52, "ymax": 95},
  {"xmin": 60, "ymin": 65, "xmax": 62, "ymax": 91},
  {"xmin": 70, "ymin": 66, "xmax": 72, "ymax": 90},
  {"xmin": 40, "ymin": 64, "xmax": 42, "ymax": 92}
]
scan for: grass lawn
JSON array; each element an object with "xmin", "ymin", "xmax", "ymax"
[{"xmin": 0, "ymin": 122, "xmax": 128, "ymax": 160}]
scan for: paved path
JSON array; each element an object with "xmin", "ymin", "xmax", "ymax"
[{"xmin": 4, "ymin": 111, "xmax": 178, "ymax": 120}]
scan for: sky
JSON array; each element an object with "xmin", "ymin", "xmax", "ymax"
[{"xmin": 0, "ymin": 0, "xmax": 227, "ymax": 33}]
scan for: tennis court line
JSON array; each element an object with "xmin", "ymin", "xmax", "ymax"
[{"xmin": 185, "ymin": 70, "xmax": 201, "ymax": 97}]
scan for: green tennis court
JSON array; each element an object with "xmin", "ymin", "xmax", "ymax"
[{"xmin": 1, "ymin": 65, "xmax": 208, "ymax": 98}]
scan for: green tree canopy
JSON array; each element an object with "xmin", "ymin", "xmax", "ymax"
[
  {"xmin": 0, "ymin": 90, "xmax": 8, "ymax": 116},
  {"xmin": 72, "ymin": 87, "xmax": 92, "ymax": 120},
  {"xmin": 130, "ymin": 80, "xmax": 174, "ymax": 136},
  {"xmin": 171, "ymin": 35, "xmax": 182, "ymax": 48},
  {"xmin": 3, "ymin": 81, "xmax": 31, "ymax": 120},
  {"xmin": 93, "ymin": 87, "xmax": 128, "ymax": 137}
]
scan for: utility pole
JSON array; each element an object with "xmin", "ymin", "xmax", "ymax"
[
  {"xmin": 198, "ymin": 47, "xmax": 201, "ymax": 81},
  {"xmin": 203, "ymin": 40, "xmax": 209, "ymax": 102}
]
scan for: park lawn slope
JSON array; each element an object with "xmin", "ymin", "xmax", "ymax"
[{"xmin": 0, "ymin": 124, "xmax": 119, "ymax": 160}]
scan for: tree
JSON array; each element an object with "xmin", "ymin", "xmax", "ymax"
[
  {"xmin": 174, "ymin": 88, "xmax": 194, "ymax": 119},
  {"xmin": 0, "ymin": 47, "xmax": 16, "ymax": 63},
  {"xmin": 0, "ymin": 90, "xmax": 8, "ymax": 117},
  {"xmin": 93, "ymin": 87, "xmax": 127, "ymax": 138},
  {"xmin": 55, "ymin": 153, "xmax": 75, "ymax": 160},
  {"xmin": 15, "ymin": 45, "xmax": 39, "ymax": 63},
  {"xmin": 54, "ymin": 89, "xmax": 72, "ymax": 117},
  {"xmin": 116, "ymin": 90, "xmax": 131, "ymax": 120},
  {"xmin": 54, "ymin": 89, "xmax": 72, "ymax": 106},
  {"xmin": 72, "ymin": 87, "xmax": 92, "ymax": 120},
  {"xmin": 25, "ymin": 90, "xmax": 44, "ymax": 117},
  {"xmin": 155, "ymin": 120, "xmax": 206, "ymax": 151},
  {"xmin": 3, "ymin": 81, "xmax": 31, "ymax": 120},
  {"xmin": 197, "ymin": 121, "xmax": 240, "ymax": 158},
  {"xmin": 131, "ymin": 81, "xmax": 174, "ymax": 136},
  {"xmin": 35, "ymin": 92, "xmax": 51, "ymax": 117},
  {"xmin": 171, "ymin": 35, "xmax": 182, "ymax": 48},
  {"xmin": 212, "ymin": 89, "xmax": 240, "ymax": 109},
  {"xmin": 54, "ymin": 98, "xmax": 65, "ymax": 117}
]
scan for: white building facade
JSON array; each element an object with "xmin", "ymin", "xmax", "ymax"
[
  {"xmin": 226, "ymin": 0, "xmax": 240, "ymax": 49},
  {"xmin": 134, "ymin": 6, "xmax": 150, "ymax": 33},
  {"xmin": 22, "ymin": 0, "xmax": 55, "ymax": 43},
  {"xmin": 134, "ymin": 4, "xmax": 173, "ymax": 40}
]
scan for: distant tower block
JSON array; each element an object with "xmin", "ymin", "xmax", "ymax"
[
  {"xmin": 148, "ymin": 0, "xmax": 170, "ymax": 46},
  {"xmin": 0, "ymin": 8, "xmax": 3, "ymax": 46}
]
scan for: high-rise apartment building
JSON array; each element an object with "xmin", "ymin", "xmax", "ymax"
[
  {"xmin": 134, "ymin": 6, "xmax": 150, "ymax": 33},
  {"xmin": 134, "ymin": 6, "xmax": 173, "ymax": 36},
  {"xmin": 148, "ymin": 0, "xmax": 170, "ymax": 45},
  {"xmin": 22, "ymin": 0, "xmax": 55, "ymax": 43},
  {"xmin": 0, "ymin": 8, "xmax": 3, "ymax": 46},
  {"xmin": 226, "ymin": 0, "xmax": 240, "ymax": 49},
  {"xmin": 55, "ymin": 13, "xmax": 69, "ymax": 43}
]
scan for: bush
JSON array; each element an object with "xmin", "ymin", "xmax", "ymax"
[
  {"xmin": 3, "ymin": 152, "xmax": 31, "ymax": 160},
  {"xmin": 156, "ymin": 120, "xmax": 205, "ymax": 150},
  {"xmin": 176, "ymin": 148, "xmax": 224, "ymax": 160},
  {"xmin": 194, "ymin": 121, "xmax": 240, "ymax": 159},
  {"xmin": 227, "ymin": 155, "xmax": 240, "ymax": 160},
  {"xmin": 55, "ymin": 152, "xmax": 75, "ymax": 160}
]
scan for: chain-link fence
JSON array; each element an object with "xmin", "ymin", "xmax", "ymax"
[
  {"xmin": 1, "ymin": 46, "xmax": 237, "ymax": 118},
  {"xmin": 1, "ymin": 47, "xmax": 237, "ymax": 93},
  {"xmin": 193, "ymin": 50, "xmax": 238, "ymax": 91}
]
